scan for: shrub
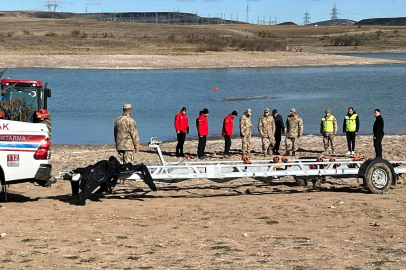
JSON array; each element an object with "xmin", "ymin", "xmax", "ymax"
[
  {"xmin": 44, "ymin": 32, "xmax": 58, "ymax": 37},
  {"xmin": 22, "ymin": 30, "xmax": 32, "ymax": 35},
  {"xmin": 7, "ymin": 32, "xmax": 13, "ymax": 37},
  {"xmin": 331, "ymin": 35, "xmax": 364, "ymax": 46},
  {"xmin": 71, "ymin": 30, "xmax": 80, "ymax": 37},
  {"xmin": 81, "ymin": 31, "xmax": 88, "ymax": 38}
]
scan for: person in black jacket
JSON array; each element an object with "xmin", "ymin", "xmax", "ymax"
[
  {"xmin": 272, "ymin": 109, "xmax": 285, "ymax": 154},
  {"xmin": 373, "ymin": 109, "xmax": 384, "ymax": 159},
  {"xmin": 343, "ymin": 107, "xmax": 360, "ymax": 155}
]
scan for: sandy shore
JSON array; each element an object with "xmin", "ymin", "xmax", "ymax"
[
  {"xmin": 0, "ymin": 52, "xmax": 404, "ymax": 69},
  {"xmin": 1, "ymin": 135, "xmax": 405, "ymax": 269}
]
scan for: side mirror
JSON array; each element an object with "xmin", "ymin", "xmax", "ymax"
[{"xmin": 45, "ymin": 88, "xmax": 52, "ymax": 98}]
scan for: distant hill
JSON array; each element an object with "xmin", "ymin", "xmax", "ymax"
[
  {"xmin": 357, "ymin": 17, "xmax": 406, "ymax": 26},
  {"xmin": 308, "ymin": 19, "xmax": 356, "ymax": 26},
  {"xmin": 277, "ymin": 22, "xmax": 297, "ymax": 26}
]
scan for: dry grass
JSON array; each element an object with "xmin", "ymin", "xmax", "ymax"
[{"xmin": 0, "ymin": 15, "xmax": 406, "ymax": 55}]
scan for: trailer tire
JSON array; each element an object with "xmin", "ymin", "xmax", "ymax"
[
  {"xmin": 363, "ymin": 162, "xmax": 392, "ymax": 193},
  {"xmin": 40, "ymin": 118, "xmax": 52, "ymax": 139}
]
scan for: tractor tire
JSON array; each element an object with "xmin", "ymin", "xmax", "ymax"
[
  {"xmin": 363, "ymin": 162, "xmax": 392, "ymax": 194},
  {"xmin": 40, "ymin": 118, "xmax": 52, "ymax": 139}
]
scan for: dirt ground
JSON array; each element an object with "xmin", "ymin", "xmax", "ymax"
[{"xmin": 0, "ymin": 135, "xmax": 405, "ymax": 269}]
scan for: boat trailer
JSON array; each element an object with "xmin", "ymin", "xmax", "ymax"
[{"xmin": 60, "ymin": 137, "xmax": 406, "ymax": 205}]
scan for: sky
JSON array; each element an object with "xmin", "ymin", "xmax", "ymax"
[{"xmin": 2, "ymin": 0, "xmax": 406, "ymax": 25}]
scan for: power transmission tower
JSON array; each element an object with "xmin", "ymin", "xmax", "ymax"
[
  {"xmin": 303, "ymin": 8, "xmax": 310, "ymax": 25},
  {"xmin": 246, "ymin": 5, "xmax": 249, "ymax": 23},
  {"xmin": 45, "ymin": 0, "xmax": 60, "ymax": 12},
  {"xmin": 330, "ymin": 3, "xmax": 339, "ymax": 25}
]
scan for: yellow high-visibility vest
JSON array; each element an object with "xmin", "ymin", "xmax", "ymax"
[
  {"xmin": 345, "ymin": 114, "xmax": 358, "ymax": 132},
  {"xmin": 322, "ymin": 115, "xmax": 335, "ymax": 132}
]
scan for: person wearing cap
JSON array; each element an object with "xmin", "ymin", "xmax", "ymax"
[
  {"xmin": 343, "ymin": 107, "xmax": 359, "ymax": 156},
  {"xmin": 320, "ymin": 108, "xmax": 337, "ymax": 155},
  {"xmin": 240, "ymin": 109, "xmax": 253, "ymax": 155},
  {"xmin": 284, "ymin": 108, "xmax": 303, "ymax": 156},
  {"xmin": 258, "ymin": 108, "xmax": 275, "ymax": 156},
  {"xmin": 272, "ymin": 109, "xmax": 285, "ymax": 155},
  {"xmin": 222, "ymin": 111, "xmax": 238, "ymax": 156},
  {"xmin": 114, "ymin": 103, "xmax": 139, "ymax": 163},
  {"xmin": 174, "ymin": 107, "xmax": 189, "ymax": 157},
  {"xmin": 197, "ymin": 108, "xmax": 209, "ymax": 158}
]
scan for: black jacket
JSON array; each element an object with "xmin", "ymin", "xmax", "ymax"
[
  {"xmin": 342, "ymin": 112, "xmax": 360, "ymax": 133},
  {"xmin": 273, "ymin": 114, "xmax": 285, "ymax": 135},
  {"xmin": 373, "ymin": 115, "xmax": 384, "ymax": 137}
]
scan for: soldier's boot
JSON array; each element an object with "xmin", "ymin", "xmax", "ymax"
[
  {"xmin": 323, "ymin": 147, "xmax": 328, "ymax": 155},
  {"xmin": 292, "ymin": 151, "xmax": 296, "ymax": 157},
  {"xmin": 331, "ymin": 147, "xmax": 335, "ymax": 155},
  {"xmin": 285, "ymin": 151, "xmax": 290, "ymax": 156}
]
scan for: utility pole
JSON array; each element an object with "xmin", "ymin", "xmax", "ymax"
[
  {"xmin": 246, "ymin": 5, "xmax": 249, "ymax": 23},
  {"xmin": 303, "ymin": 8, "xmax": 310, "ymax": 25},
  {"xmin": 330, "ymin": 3, "xmax": 339, "ymax": 25},
  {"xmin": 257, "ymin": 15, "xmax": 259, "ymax": 25}
]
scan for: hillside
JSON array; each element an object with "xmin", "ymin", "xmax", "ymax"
[{"xmin": 358, "ymin": 17, "xmax": 406, "ymax": 26}]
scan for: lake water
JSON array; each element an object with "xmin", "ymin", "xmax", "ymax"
[{"xmin": 3, "ymin": 63, "xmax": 406, "ymax": 145}]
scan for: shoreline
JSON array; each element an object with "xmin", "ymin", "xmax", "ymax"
[
  {"xmin": 0, "ymin": 52, "xmax": 404, "ymax": 70},
  {"xmin": 52, "ymin": 133, "xmax": 403, "ymax": 147}
]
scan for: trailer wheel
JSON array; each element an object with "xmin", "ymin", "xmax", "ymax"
[{"xmin": 363, "ymin": 162, "xmax": 392, "ymax": 193}]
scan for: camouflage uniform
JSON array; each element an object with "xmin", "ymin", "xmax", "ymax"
[
  {"xmin": 284, "ymin": 115, "xmax": 303, "ymax": 154},
  {"xmin": 114, "ymin": 113, "xmax": 139, "ymax": 163},
  {"xmin": 240, "ymin": 113, "xmax": 252, "ymax": 155},
  {"xmin": 258, "ymin": 115, "xmax": 275, "ymax": 155},
  {"xmin": 320, "ymin": 115, "xmax": 338, "ymax": 154}
]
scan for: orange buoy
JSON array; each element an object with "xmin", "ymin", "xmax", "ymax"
[
  {"xmin": 214, "ymin": 87, "xmax": 219, "ymax": 92},
  {"xmin": 273, "ymin": 156, "xmax": 280, "ymax": 163}
]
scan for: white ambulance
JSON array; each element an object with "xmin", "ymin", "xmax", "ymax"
[{"xmin": 0, "ymin": 119, "xmax": 52, "ymax": 199}]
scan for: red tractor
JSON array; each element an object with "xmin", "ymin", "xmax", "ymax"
[{"xmin": 0, "ymin": 69, "xmax": 52, "ymax": 136}]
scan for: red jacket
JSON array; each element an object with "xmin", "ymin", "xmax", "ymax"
[
  {"xmin": 222, "ymin": 114, "xmax": 234, "ymax": 136},
  {"xmin": 174, "ymin": 112, "xmax": 189, "ymax": 133},
  {"xmin": 197, "ymin": 115, "xmax": 208, "ymax": 136}
]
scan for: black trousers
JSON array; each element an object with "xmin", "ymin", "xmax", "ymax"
[
  {"xmin": 224, "ymin": 135, "xmax": 231, "ymax": 154},
  {"xmin": 198, "ymin": 136, "xmax": 207, "ymax": 157},
  {"xmin": 176, "ymin": 132, "xmax": 186, "ymax": 156},
  {"xmin": 273, "ymin": 132, "xmax": 282, "ymax": 152},
  {"xmin": 346, "ymin": 132, "xmax": 356, "ymax": 151},
  {"xmin": 374, "ymin": 135, "xmax": 383, "ymax": 158}
]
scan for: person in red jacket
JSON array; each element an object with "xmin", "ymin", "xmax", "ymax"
[
  {"xmin": 197, "ymin": 108, "xmax": 209, "ymax": 158},
  {"xmin": 174, "ymin": 107, "xmax": 189, "ymax": 157},
  {"xmin": 222, "ymin": 111, "xmax": 238, "ymax": 156}
]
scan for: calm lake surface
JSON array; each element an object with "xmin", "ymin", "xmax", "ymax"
[{"xmin": 4, "ymin": 63, "xmax": 406, "ymax": 144}]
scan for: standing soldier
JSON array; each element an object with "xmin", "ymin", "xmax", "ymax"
[
  {"xmin": 272, "ymin": 109, "xmax": 284, "ymax": 155},
  {"xmin": 320, "ymin": 109, "xmax": 337, "ymax": 155},
  {"xmin": 114, "ymin": 103, "xmax": 139, "ymax": 163},
  {"xmin": 284, "ymin": 108, "xmax": 303, "ymax": 156},
  {"xmin": 343, "ymin": 107, "xmax": 359, "ymax": 155},
  {"xmin": 258, "ymin": 108, "xmax": 275, "ymax": 156},
  {"xmin": 240, "ymin": 109, "xmax": 253, "ymax": 155},
  {"xmin": 174, "ymin": 107, "xmax": 189, "ymax": 157},
  {"xmin": 197, "ymin": 108, "xmax": 209, "ymax": 158},
  {"xmin": 222, "ymin": 110, "xmax": 238, "ymax": 156}
]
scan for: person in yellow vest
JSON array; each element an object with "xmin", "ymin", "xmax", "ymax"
[
  {"xmin": 320, "ymin": 109, "xmax": 337, "ymax": 155},
  {"xmin": 343, "ymin": 107, "xmax": 359, "ymax": 155}
]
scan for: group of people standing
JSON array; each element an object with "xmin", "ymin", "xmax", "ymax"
[
  {"xmin": 113, "ymin": 103, "xmax": 385, "ymax": 164},
  {"xmin": 174, "ymin": 106, "xmax": 385, "ymax": 160}
]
